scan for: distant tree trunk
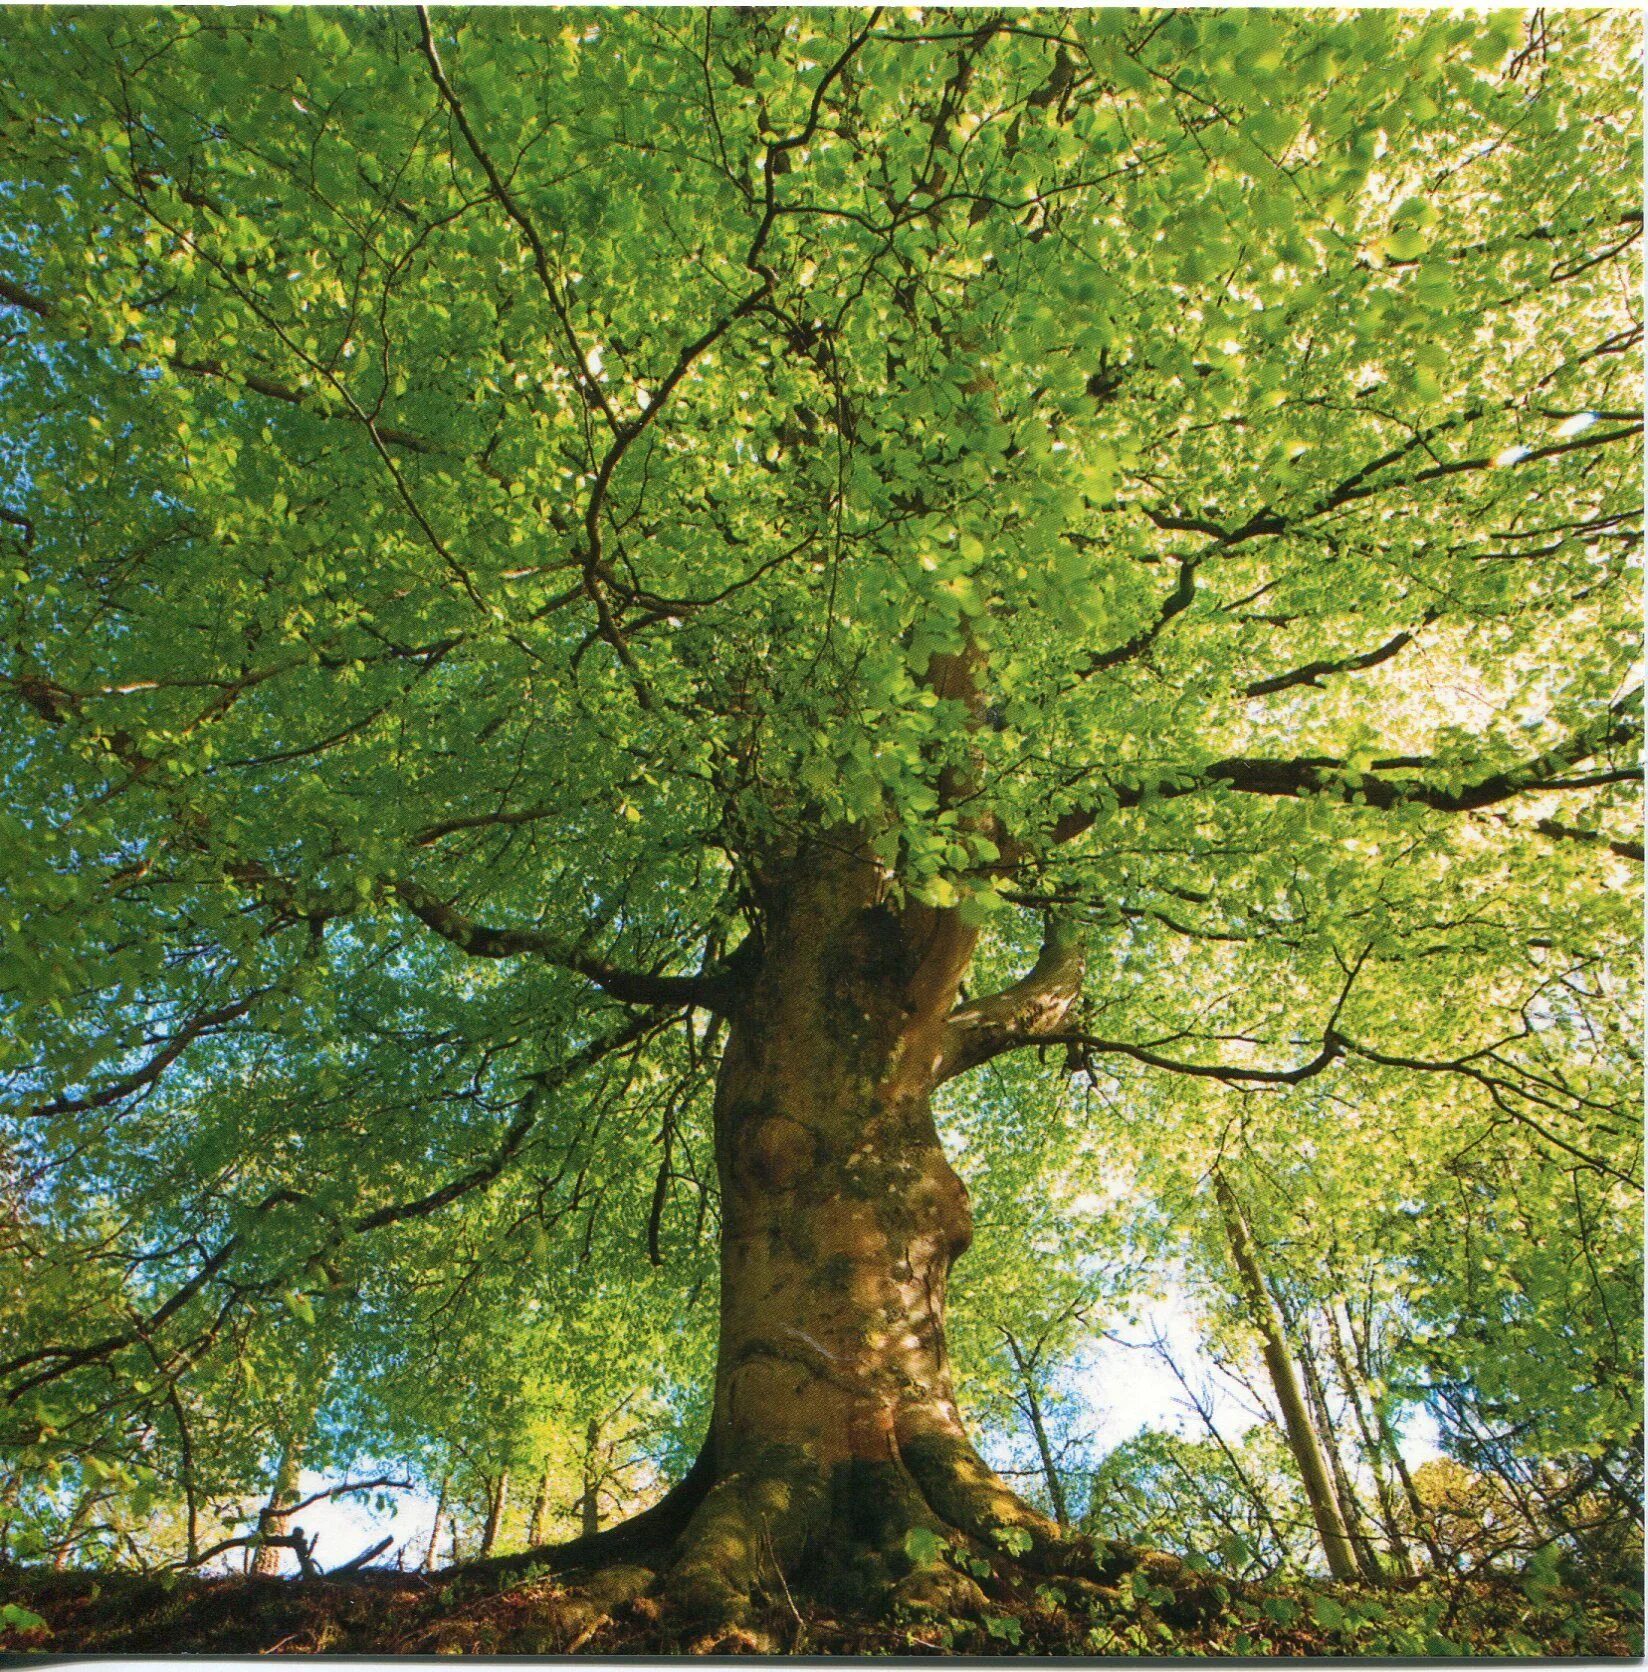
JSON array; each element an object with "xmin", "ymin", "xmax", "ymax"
[
  {"xmin": 52, "ymin": 1488, "xmax": 98, "ymax": 1570},
  {"xmin": 252, "ymin": 1348, "xmax": 331, "ymax": 1576},
  {"xmin": 1002, "ymin": 1329, "xmax": 1070, "ymax": 1526},
  {"xmin": 0, "ymin": 1468, "xmax": 18, "ymax": 1565},
  {"xmin": 527, "ymin": 1464, "xmax": 553, "ymax": 1549},
  {"xmin": 1214, "ymin": 1172, "xmax": 1361, "ymax": 1582},
  {"xmin": 165, "ymin": 1381, "xmax": 200, "ymax": 1566},
  {"xmin": 1325, "ymin": 1302, "xmax": 1413, "ymax": 1576},
  {"xmin": 1341, "ymin": 1303, "xmax": 1449, "ymax": 1570},
  {"xmin": 1155, "ymin": 1337, "xmax": 1295, "ymax": 1566},
  {"xmin": 252, "ymin": 1436, "xmax": 304, "ymax": 1576},
  {"xmin": 1291, "ymin": 1313, "xmax": 1383, "ymax": 1582},
  {"xmin": 479, "ymin": 1470, "xmax": 509, "ymax": 1559},
  {"xmin": 424, "ymin": 1474, "xmax": 450, "ymax": 1572},
  {"xmin": 576, "ymin": 1420, "xmax": 602, "ymax": 1540}
]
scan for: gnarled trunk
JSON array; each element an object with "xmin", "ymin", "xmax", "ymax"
[
  {"xmin": 657, "ymin": 849, "xmax": 1075, "ymax": 1625},
  {"xmin": 491, "ymin": 847, "xmax": 1111, "ymax": 1642}
]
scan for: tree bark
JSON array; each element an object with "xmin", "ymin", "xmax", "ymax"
[
  {"xmin": 424, "ymin": 1473, "xmax": 450, "ymax": 1572},
  {"xmin": 1214, "ymin": 1172, "xmax": 1362, "ymax": 1582},
  {"xmin": 1290, "ymin": 1308, "xmax": 1384, "ymax": 1582},
  {"xmin": 1325, "ymin": 1301, "xmax": 1413, "ymax": 1576},
  {"xmin": 528, "ymin": 1464, "xmax": 552, "ymax": 1550},
  {"xmin": 577, "ymin": 1419, "xmax": 602, "ymax": 1540},
  {"xmin": 52, "ymin": 1488, "xmax": 98, "ymax": 1570},
  {"xmin": 651, "ymin": 842, "xmax": 1084, "ymax": 1624},
  {"xmin": 252, "ymin": 1436, "xmax": 304, "ymax": 1577},
  {"xmin": 474, "ymin": 841, "xmax": 1105, "ymax": 1635},
  {"xmin": 479, "ymin": 1470, "xmax": 509, "ymax": 1559},
  {"xmin": 1341, "ymin": 1303, "xmax": 1449, "ymax": 1570}
]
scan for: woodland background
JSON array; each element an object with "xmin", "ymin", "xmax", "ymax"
[{"xmin": 0, "ymin": 2, "xmax": 1641, "ymax": 1656}]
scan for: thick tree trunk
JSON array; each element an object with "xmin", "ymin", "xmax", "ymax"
[
  {"xmin": 654, "ymin": 845, "xmax": 1083, "ymax": 1626},
  {"xmin": 481, "ymin": 843, "xmax": 1113, "ymax": 1640},
  {"xmin": 1214, "ymin": 1173, "xmax": 1362, "ymax": 1583}
]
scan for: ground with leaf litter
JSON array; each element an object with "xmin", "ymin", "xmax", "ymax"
[{"xmin": 3, "ymin": 1554, "xmax": 1640, "ymax": 1657}]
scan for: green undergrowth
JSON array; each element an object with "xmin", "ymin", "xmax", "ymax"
[{"xmin": 2, "ymin": 1554, "xmax": 1640, "ymax": 1658}]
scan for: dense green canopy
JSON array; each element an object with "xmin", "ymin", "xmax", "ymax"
[{"xmin": 0, "ymin": 3, "xmax": 1639, "ymax": 1628}]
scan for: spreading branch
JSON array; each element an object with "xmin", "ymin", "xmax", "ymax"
[
  {"xmin": 937, "ymin": 917, "xmax": 1086, "ymax": 1082},
  {"xmin": 391, "ymin": 879, "xmax": 737, "ymax": 1009},
  {"xmin": 1243, "ymin": 615, "xmax": 1437, "ymax": 699},
  {"xmin": 1053, "ymin": 688, "xmax": 1641, "ymax": 844}
]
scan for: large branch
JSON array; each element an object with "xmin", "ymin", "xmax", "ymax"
[
  {"xmin": 1129, "ymin": 358, "xmax": 1642, "ymax": 562},
  {"xmin": 1078, "ymin": 555, "xmax": 1198, "ymax": 676},
  {"xmin": 7, "ymin": 672, "xmax": 729, "ymax": 1012},
  {"xmin": 936, "ymin": 917, "xmax": 1086, "ymax": 1082},
  {"xmin": 391, "ymin": 879, "xmax": 736, "ymax": 1009},
  {"xmin": 1052, "ymin": 687, "xmax": 1642, "ymax": 844},
  {"xmin": 1027, "ymin": 1021, "xmax": 1634, "ymax": 1186},
  {"xmin": 1215, "ymin": 413, "xmax": 1644, "ymax": 554},
  {"xmin": 1508, "ymin": 815, "xmax": 1643, "ymax": 865}
]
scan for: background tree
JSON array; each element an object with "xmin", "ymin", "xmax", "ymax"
[{"xmin": 0, "ymin": 4, "xmax": 1639, "ymax": 1647}]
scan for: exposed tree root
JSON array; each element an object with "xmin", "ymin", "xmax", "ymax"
[
  {"xmin": 437, "ymin": 1435, "xmax": 1186, "ymax": 1652},
  {"xmin": 0, "ymin": 1440, "xmax": 1253, "ymax": 1655},
  {"xmin": 7, "ymin": 1533, "xmax": 1639, "ymax": 1657}
]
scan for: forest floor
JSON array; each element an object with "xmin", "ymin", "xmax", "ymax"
[{"xmin": 2, "ymin": 1558, "xmax": 1642, "ymax": 1659}]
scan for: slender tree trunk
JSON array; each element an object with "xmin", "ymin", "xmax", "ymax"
[
  {"xmin": 1291, "ymin": 1315, "xmax": 1383, "ymax": 1582},
  {"xmin": 577, "ymin": 1420, "xmax": 602, "ymax": 1540},
  {"xmin": 479, "ymin": 1470, "xmax": 509, "ymax": 1559},
  {"xmin": 1002, "ymin": 1330, "xmax": 1070, "ymax": 1526},
  {"xmin": 1214, "ymin": 1172, "xmax": 1362, "ymax": 1582},
  {"xmin": 165, "ymin": 1382, "xmax": 200, "ymax": 1568},
  {"xmin": 252, "ymin": 1436, "xmax": 304, "ymax": 1576},
  {"xmin": 528, "ymin": 1464, "xmax": 552, "ymax": 1549},
  {"xmin": 1342, "ymin": 1304, "xmax": 1449, "ymax": 1570},
  {"xmin": 1156, "ymin": 1338, "xmax": 1295, "ymax": 1564},
  {"xmin": 52, "ymin": 1488, "xmax": 98, "ymax": 1570},
  {"xmin": 1325, "ymin": 1302, "xmax": 1413, "ymax": 1576},
  {"xmin": 424, "ymin": 1473, "xmax": 450, "ymax": 1572},
  {"xmin": 0, "ymin": 1467, "xmax": 19, "ymax": 1566}
]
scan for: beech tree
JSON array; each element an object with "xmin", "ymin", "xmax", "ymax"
[{"xmin": 0, "ymin": 4, "xmax": 1640, "ymax": 1645}]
